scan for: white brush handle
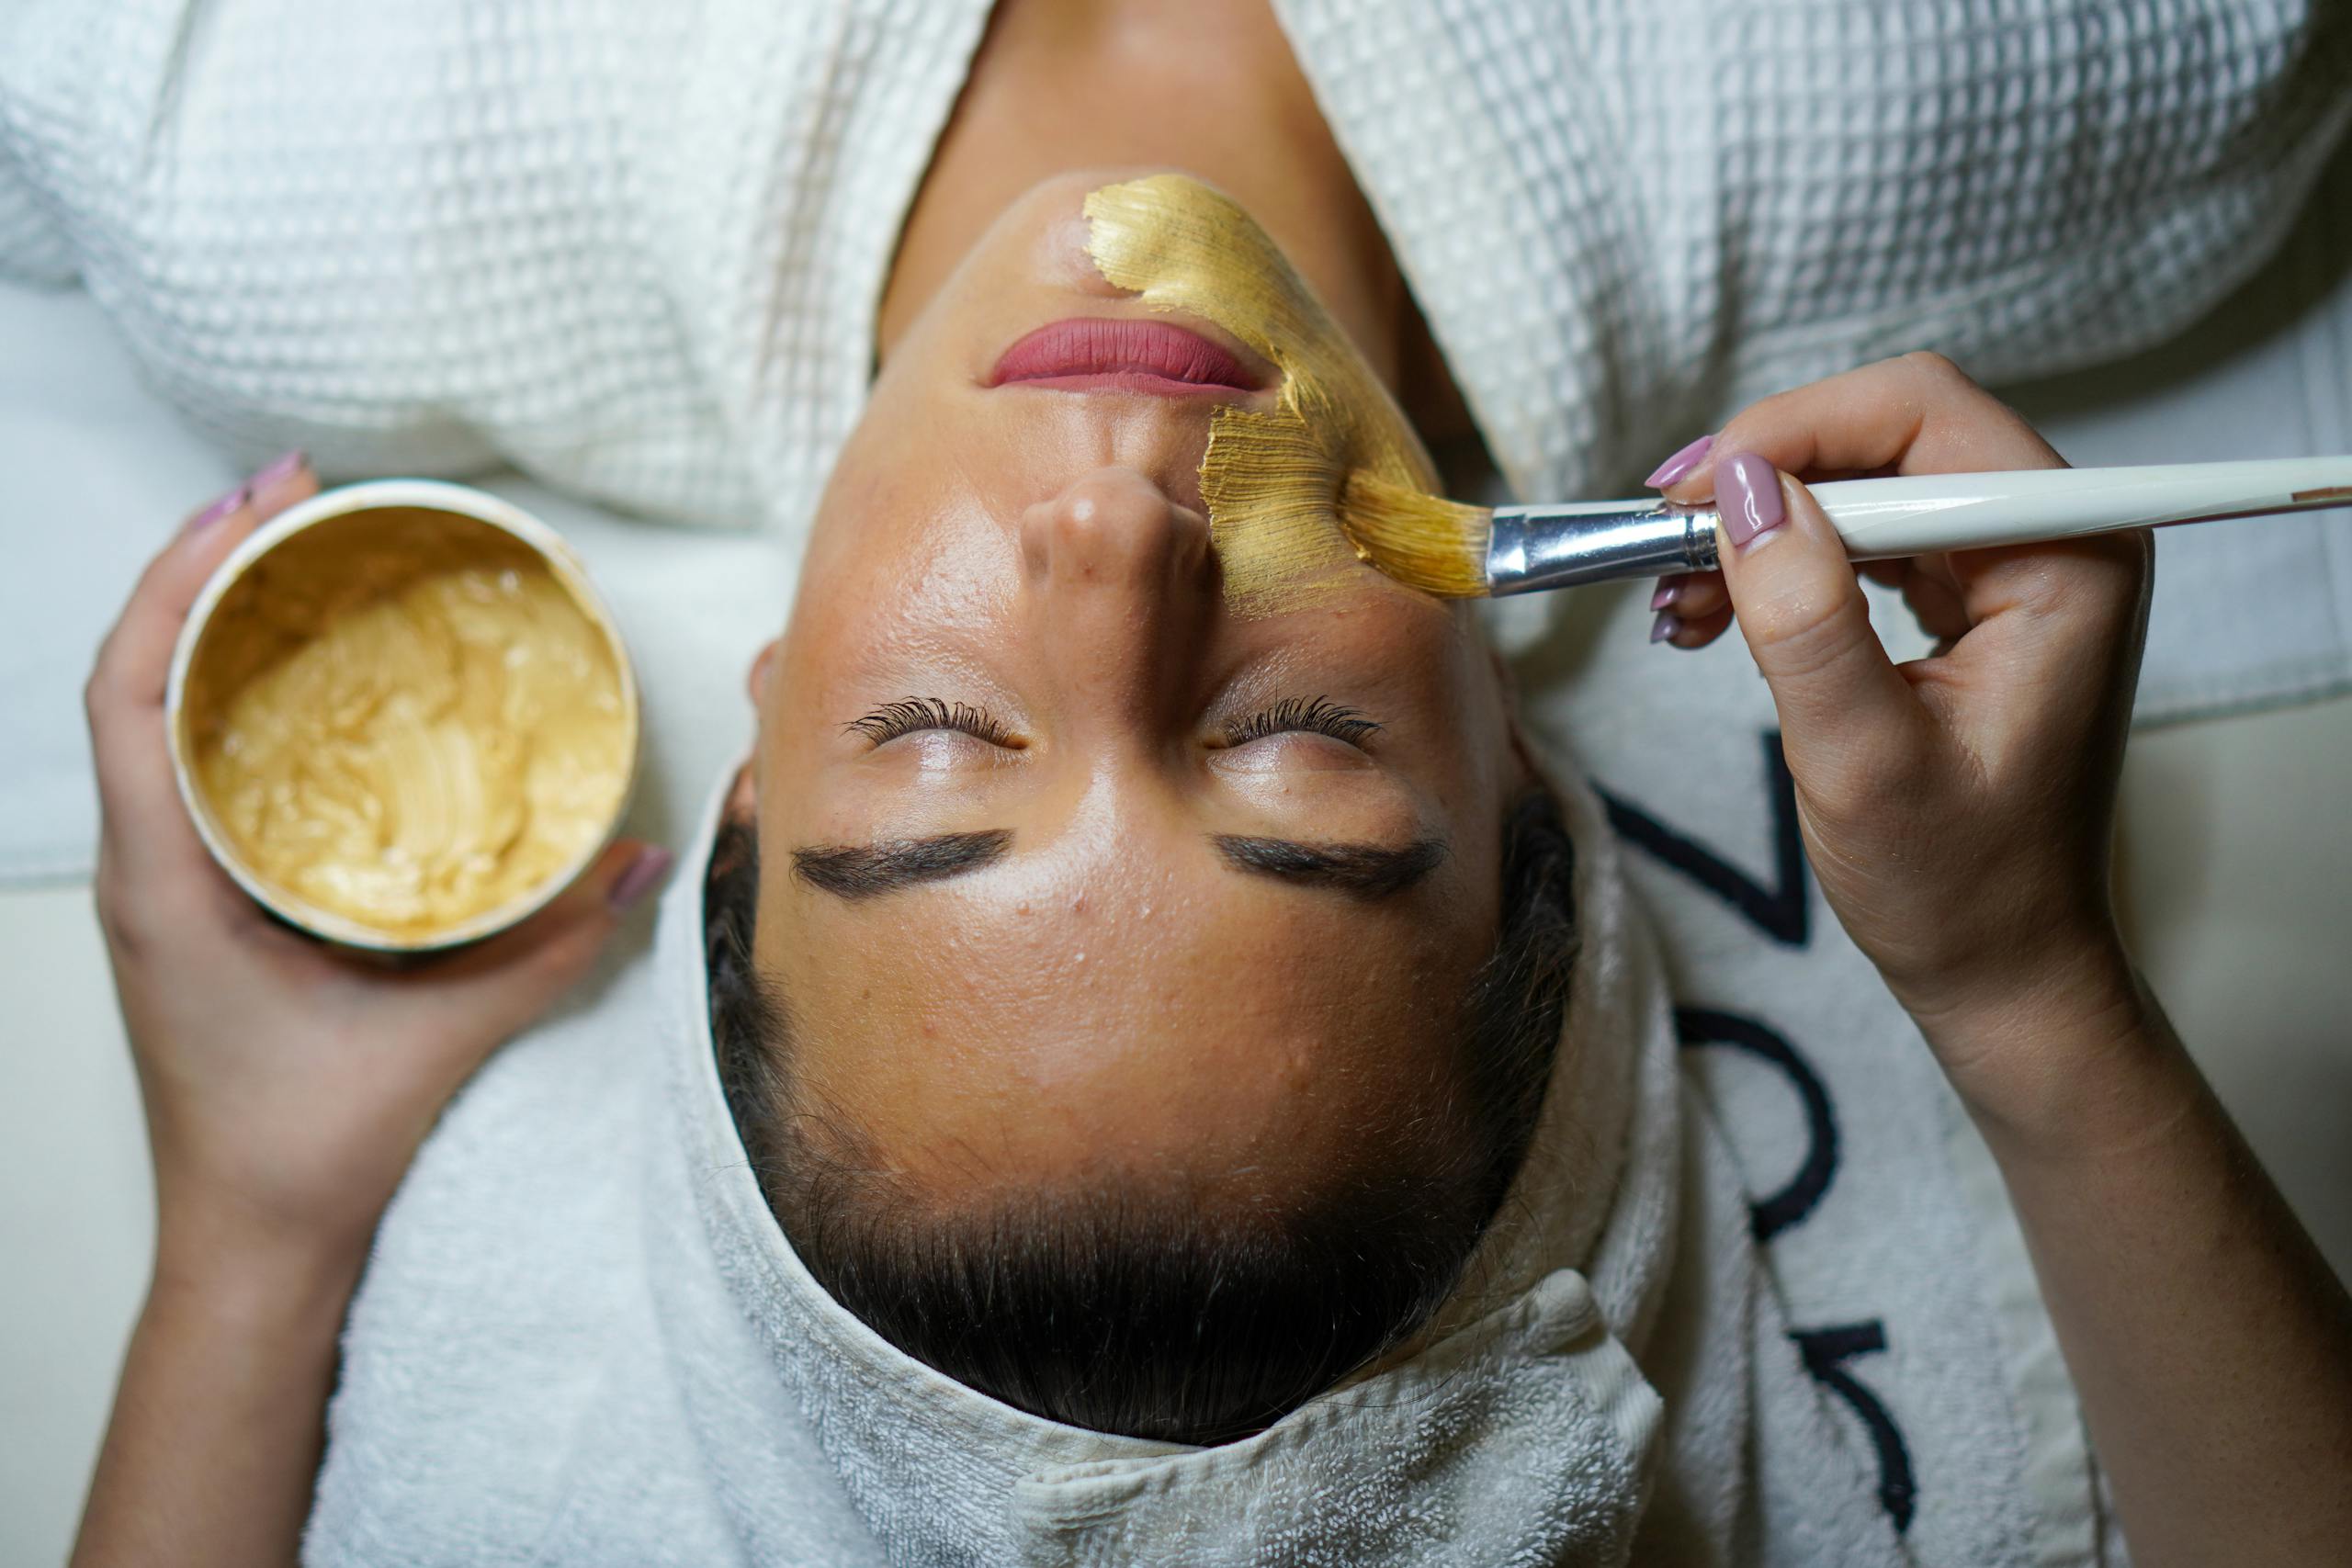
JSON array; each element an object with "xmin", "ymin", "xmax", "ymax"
[
  {"xmin": 1810, "ymin": 457, "xmax": 2352, "ymax": 558},
  {"xmin": 1485, "ymin": 457, "xmax": 2352, "ymax": 594}
]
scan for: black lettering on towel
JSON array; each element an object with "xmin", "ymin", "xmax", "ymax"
[
  {"xmin": 1618, "ymin": 735, "xmax": 1917, "ymax": 1535},
  {"xmin": 1599, "ymin": 731, "xmax": 1809, "ymax": 945},
  {"xmin": 1791, "ymin": 1321, "xmax": 1918, "ymax": 1534},
  {"xmin": 1673, "ymin": 1008, "xmax": 1838, "ymax": 1244}
]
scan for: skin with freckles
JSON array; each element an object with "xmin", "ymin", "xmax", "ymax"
[{"xmin": 749, "ymin": 171, "xmax": 1528, "ymax": 1202}]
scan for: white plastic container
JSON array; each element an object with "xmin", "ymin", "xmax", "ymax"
[{"xmin": 165, "ymin": 480, "xmax": 639, "ymax": 952}]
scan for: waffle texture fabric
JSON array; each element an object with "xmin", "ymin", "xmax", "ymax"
[
  {"xmin": 0, "ymin": 0, "xmax": 994, "ymax": 534},
  {"xmin": 4, "ymin": 0, "xmax": 2346, "ymax": 533}
]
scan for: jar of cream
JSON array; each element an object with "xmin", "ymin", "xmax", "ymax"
[{"xmin": 166, "ymin": 480, "xmax": 639, "ymax": 951}]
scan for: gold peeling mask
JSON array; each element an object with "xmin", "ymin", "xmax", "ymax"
[
  {"xmin": 177, "ymin": 503, "xmax": 634, "ymax": 945},
  {"xmin": 1082, "ymin": 174, "xmax": 1445, "ymax": 616}
]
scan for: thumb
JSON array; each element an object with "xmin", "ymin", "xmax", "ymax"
[
  {"xmin": 426, "ymin": 838, "xmax": 675, "ymax": 1046},
  {"xmin": 1713, "ymin": 451, "xmax": 1921, "ymax": 766}
]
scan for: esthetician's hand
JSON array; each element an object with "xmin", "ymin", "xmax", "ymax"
[
  {"xmin": 1642, "ymin": 354, "xmax": 2151, "ymax": 1135},
  {"xmin": 85, "ymin": 456, "xmax": 673, "ymax": 1273},
  {"xmin": 74, "ymin": 457, "xmax": 671, "ymax": 1568},
  {"xmin": 1643, "ymin": 357, "xmax": 2352, "ymax": 1568}
]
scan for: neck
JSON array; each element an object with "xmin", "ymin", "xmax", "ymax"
[{"xmin": 877, "ymin": 0, "xmax": 1411, "ymax": 393}]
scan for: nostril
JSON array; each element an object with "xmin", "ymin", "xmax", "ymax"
[{"xmin": 1169, "ymin": 501, "xmax": 1212, "ymax": 574}]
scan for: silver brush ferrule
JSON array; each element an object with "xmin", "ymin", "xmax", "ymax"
[{"xmin": 1485, "ymin": 503, "xmax": 1722, "ymax": 595}]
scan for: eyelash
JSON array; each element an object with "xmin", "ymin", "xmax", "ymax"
[
  {"xmin": 1223, "ymin": 694, "xmax": 1382, "ymax": 747},
  {"xmin": 846, "ymin": 697, "xmax": 1016, "ymax": 747},
  {"xmin": 846, "ymin": 694, "xmax": 1383, "ymax": 750}
]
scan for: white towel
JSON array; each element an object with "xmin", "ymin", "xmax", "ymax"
[
  {"xmin": 310, "ymin": 748, "xmax": 1950, "ymax": 1566},
  {"xmin": 0, "ymin": 3, "xmax": 2342, "ymax": 1554},
  {"xmin": 1507, "ymin": 579, "xmax": 2126, "ymax": 1564}
]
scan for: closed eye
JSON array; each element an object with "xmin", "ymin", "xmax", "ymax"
[
  {"xmin": 1220, "ymin": 695, "xmax": 1383, "ymax": 749},
  {"xmin": 846, "ymin": 697, "xmax": 1020, "ymax": 749}
]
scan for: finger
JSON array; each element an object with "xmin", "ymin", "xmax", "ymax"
[
  {"xmin": 246, "ymin": 449, "xmax": 321, "ymax": 519},
  {"xmin": 421, "ymin": 840, "xmax": 675, "ymax": 1054},
  {"xmin": 87, "ymin": 487, "xmax": 269, "ymax": 877},
  {"xmin": 1934, "ymin": 530, "xmax": 2153, "ymax": 760},
  {"xmin": 1712, "ymin": 453, "xmax": 1921, "ymax": 755},
  {"xmin": 87, "ymin": 455, "xmax": 319, "ymax": 877},
  {"xmin": 1652, "ymin": 602, "xmax": 1733, "ymax": 649},
  {"xmin": 88, "ymin": 454, "xmax": 317, "ymax": 725},
  {"xmin": 1659, "ymin": 353, "xmax": 2061, "ymax": 503},
  {"xmin": 1896, "ymin": 563, "xmax": 1974, "ymax": 645},
  {"xmin": 1652, "ymin": 570, "xmax": 1727, "ymax": 624}
]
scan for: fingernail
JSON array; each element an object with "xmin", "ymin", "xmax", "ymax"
[
  {"xmin": 608, "ymin": 845, "xmax": 674, "ymax": 911},
  {"xmin": 1644, "ymin": 433, "xmax": 1714, "ymax": 489},
  {"xmin": 1718, "ymin": 452, "xmax": 1786, "ymax": 547},
  {"xmin": 250, "ymin": 449, "xmax": 308, "ymax": 490},
  {"xmin": 187, "ymin": 485, "xmax": 248, "ymax": 532},
  {"xmin": 1649, "ymin": 610, "xmax": 1682, "ymax": 644},
  {"xmin": 1649, "ymin": 580, "xmax": 1680, "ymax": 612}
]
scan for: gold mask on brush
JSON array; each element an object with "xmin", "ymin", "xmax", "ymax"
[{"xmin": 1082, "ymin": 174, "xmax": 1457, "ymax": 615}]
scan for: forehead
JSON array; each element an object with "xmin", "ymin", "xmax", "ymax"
[{"xmin": 758, "ymin": 819, "xmax": 1492, "ymax": 1189}]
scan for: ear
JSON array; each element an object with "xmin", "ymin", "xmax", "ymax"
[{"xmin": 746, "ymin": 638, "xmax": 780, "ymax": 705}]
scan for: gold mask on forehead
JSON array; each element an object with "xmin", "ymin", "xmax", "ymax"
[{"xmin": 1082, "ymin": 175, "xmax": 1444, "ymax": 616}]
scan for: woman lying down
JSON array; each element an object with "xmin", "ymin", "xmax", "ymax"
[{"xmin": 56, "ymin": 14, "xmax": 2352, "ymax": 1568}]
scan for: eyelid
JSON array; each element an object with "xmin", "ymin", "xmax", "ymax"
[
  {"xmin": 1220, "ymin": 695, "xmax": 1383, "ymax": 749},
  {"xmin": 846, "ymin": 697, "xmax": 1020, "ymax": 748}
]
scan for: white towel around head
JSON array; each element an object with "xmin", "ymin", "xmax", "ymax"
[{"xmin": 311, "ymin": 744, "xmax": 1941, "ymax": 1566}]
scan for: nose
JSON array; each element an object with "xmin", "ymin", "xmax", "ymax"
[{"xmin": 1019, "ymin": 467, "xmax": 1216, "ymax": 738}]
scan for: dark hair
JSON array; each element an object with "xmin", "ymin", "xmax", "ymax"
[{"xmin": 707, "ymin": 788, "xmax": 1577, "ymax": 1446}]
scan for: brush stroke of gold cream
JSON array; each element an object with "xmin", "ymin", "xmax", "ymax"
[
  {"xmin": 1083, "ymin": 174, "xmax": 1448, "ymax": 615},
  {"xmin": 183, "ymin": 510, "xmax": 631, "ymax": 941}
]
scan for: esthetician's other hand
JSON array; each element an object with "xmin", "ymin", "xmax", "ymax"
[
  {"xmin": 85, "ymin": 457, "xmax": 671, "ymax": 1267},
  {"xmin": 1644, "ymin": 353, "xmax": 2150, "ymax": 1134},
  {"xmin": 74, "ymin": 456, "xmax": 673, "ymax": 1568}
]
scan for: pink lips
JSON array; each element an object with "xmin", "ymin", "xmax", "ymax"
[{"xmin": 990, "ymin": 318, "xmax": 1261, "ymax": 397}]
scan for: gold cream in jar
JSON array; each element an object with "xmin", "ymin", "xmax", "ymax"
[{"xmin": 167, "ymin": 481, "xmax": 639, "ymax": 951}]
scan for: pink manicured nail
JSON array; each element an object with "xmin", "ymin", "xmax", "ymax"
[
  {"xmin": 1650, "ymin": 580, "xmax": 1680, "ymax": 612},
  {"xmin": 1644, "ymin": 434, "xmax": 1714, "ymax": 489},
  {"xmin": 609, "ymin": 846, "xmax": 674, "ymax": 911},
  {"xmin": 1718, "ymin": 452, "xmax": 1786, "ymax": 547},
  {"xmin": 1648, "ymin": 611, "xmax": 1682, "ymax": 644},
  {"xmin": 187, "ymin": 486, "xmax": 248, "ymax": 532},
  {"xmin": 250, "ymin": 449, "xmax": 308, "ymax": 490}
]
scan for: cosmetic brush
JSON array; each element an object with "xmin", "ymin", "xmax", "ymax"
[{"xmin": 1337, "ymin": 457, "xmax": 2352, "ymax": 597}]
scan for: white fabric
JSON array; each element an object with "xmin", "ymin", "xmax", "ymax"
[
  {"xmin": 1516, "ymin": 577, "xmax": 2120, "ymax": 1564},
  {"xmin": 311, "ymin": 752, "xmax": 1931, "ymax": 1566},
  {"xmin": 2, "ymin": 0, "xmax": 2347, "ymax": 886},
  {"xmin": 2001, "ymin": 158, "xmax": 2352, "ymax": 727},
  {"xmin": 0, "ymin": 0, "xmax": 989, "ymax": 529},
  {"xmin": 0, "ymin": 1, "xmax": 2345, "ymax": 1557}
]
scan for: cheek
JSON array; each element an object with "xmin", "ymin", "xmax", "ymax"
[{"xmin": 782, "ymin": 502, "xmax": 1020, "ymax": 688}]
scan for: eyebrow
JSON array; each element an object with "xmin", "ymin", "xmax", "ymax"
[
  {"xmin": 1211, "ymin": 834, "xmax": 1449, "ymax": 901},
  {"xmin": 788, "ymin": 829, "xmax": 1447, "ymax": 903},
  {"xmin": 790, "ymin": 830, "xmax": 1013, "ymax": 898}
]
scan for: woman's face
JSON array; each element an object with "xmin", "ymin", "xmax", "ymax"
[{"xmin": 750, "ymin": 171, "xmax": 1526, "ymax": 1203}]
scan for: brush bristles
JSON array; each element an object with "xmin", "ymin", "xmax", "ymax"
[{"xmin": 1337, "ymin": 471, "xmax": 1492, "ymax": 598}]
